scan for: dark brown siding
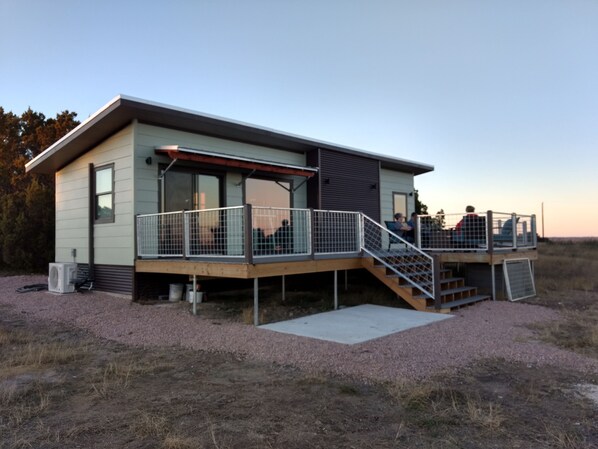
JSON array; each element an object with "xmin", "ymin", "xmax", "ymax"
[{"xmin": 319, "ymin": 149, "xmax": 380, "ymax": 219}]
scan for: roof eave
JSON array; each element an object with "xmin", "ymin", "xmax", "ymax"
[
  {"xmin": 25, "ymin": 95, "xmax": 126, "ymax": 174},
  {"xmin": 25, "ymin": 95, "xmax": 434, "ymax": 177}
]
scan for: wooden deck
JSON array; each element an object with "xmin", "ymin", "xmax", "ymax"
[
  {"xmin": 135, "ymin": 208, "xmax": 538, "ymax": 318},
  {"xmin": 136, "ymin": 247, "xmax": 537, "ymax": 279},
  {"xmin": 431, "ymin": 248, "xmax": 538, "ymax": 265},
  {"xmin": 135, "ymin": 257, "xmax": 364, "ymax": 279}
]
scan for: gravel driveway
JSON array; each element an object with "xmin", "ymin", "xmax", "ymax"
[{"xmin": 2, "ymin": 275, "xmax": 597, "ymax": 383}]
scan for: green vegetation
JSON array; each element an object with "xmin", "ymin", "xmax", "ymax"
[{"xmin": 0, "ymin": 107, "xmax": 79, "ymax": 272}]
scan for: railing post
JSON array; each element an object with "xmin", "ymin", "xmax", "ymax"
[
  {"xmin": 433, "ymin": 255, "xmax": 442, "ymax": 311},
  {"xmin": 415, "ymin": 215, "xmax": 421, "ymax": 248},
  {"xmin": 358, "ymin": 213, "xmax": 364, "ymax": 253},
  {"xmin": 244, "ymin": 204, "xmax": 254, "ymax": 264},
  {"xmin": 135, "ymin": 214, "xmax": 140, "ymax": 259},
  {"xmin": 181, "ymin": 210, "xmax": 187, "ymax": 259},
  {"xmin": 309, "ymin": 208, "xmax": 316, "ymax": 259},
  {"xmin": 531, "ymin": 214, "xmax": 537, "ymax": 247},
  {"xmin": 511, "ymin": 213, "xmax": 517, "ymax": 249},
  {"xmin": 486, "ymin": 210, "xmax": 494, "ymax": 254}
]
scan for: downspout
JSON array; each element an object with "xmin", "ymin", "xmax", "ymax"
[{"xmin": 88, "ymin": 164, "xmax": 95, "ymax": 281}]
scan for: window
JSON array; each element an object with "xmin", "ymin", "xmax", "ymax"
[
  {"xmin": 393, "ymin": 192, "xmax": 407, "ymax": 217},
  {"xmin": 94, "ymin": 165, "xmax": 114, "ymax": 223},
  {"xmin": 245, "ymin": 177, "xmax": 292, "ymax": 237},
  {"xmin": 245, "ymin": 178, "xmax": 291, "ymax": 209},
  {"xmin": 161, "ymin": 169, "xmax": 223, "ymax": 251},
  {"xmin": 162, "ymin": 169, "xmax": 221, "ymax": 212}
]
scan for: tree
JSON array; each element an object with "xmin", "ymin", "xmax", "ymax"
[
  {"xmin": 414, "ymin": 189, "xmax": 428, "ymax": 215},
  {"xmin": 0, "ymin": 107, "xmax": 79, "ymax": 272}
]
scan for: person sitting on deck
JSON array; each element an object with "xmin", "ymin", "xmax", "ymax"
[
  {"xmin": 273, "ymin": 219, "xmax": 293, "ymax": 253},
  {"xmin": 455, "ymin": 205, "xmax": 477, "ymax": 236},
  {"xmin": 455, "ymin": 205, "xmax": 486, "ymax": 247},
  {"xmin": 390, "ymin": 213, "xmax": 412, "ymax": 241}
]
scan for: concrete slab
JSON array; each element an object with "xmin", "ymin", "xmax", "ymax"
[{"xmin": 259, "ymin": 304, "xmax": 454, "ymax": 344}]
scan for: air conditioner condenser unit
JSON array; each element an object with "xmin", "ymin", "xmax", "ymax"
[{"xmin": 48, "ymin": 263, "xmax": 78, "ymax": 294}]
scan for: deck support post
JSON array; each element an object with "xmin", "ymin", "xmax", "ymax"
[
  {"xmin": 433, "ymin": 255, "xmax": 442, "ymax": 310},
  {"xmin": 491, "ymin": 264, "xmax": 496, "ymax": 301},
  {"xmin": 281, "ymin": 275, "xmax": 286, "ymax": 302},
  {"xmin": 254, "ymin": 277, "xmax": 259, "ymax": 326},
  {"xmin": 192, "ymin": 274, "xmax": 198, "ymax": 315},
  {"xmin": 334, "ymin": 270, "xmax": 338, "ymax": 310},
  {"xmin": 244, "ymin": 204, "xmax": 254, "ymax": 264}
]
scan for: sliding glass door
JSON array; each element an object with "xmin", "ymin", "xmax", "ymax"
[
  {"xmin": 162, "ymin": 169, "xmax": 222, "ymax": 254},
  {"xmin": 163, "ymin": 171, "xmax": 221, "ymax": 212}
]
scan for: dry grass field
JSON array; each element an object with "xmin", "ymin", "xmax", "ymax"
[{"xmin": 1, "ymin": 240, "xmax": 597, "ymax": 448}]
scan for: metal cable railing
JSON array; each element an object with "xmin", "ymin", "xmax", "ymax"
[
  {"xmin": 185, "ymin": 206, "xmax": 245, "ymax": 258},
  {"xmin": 251, "ymin": 207, "xmax": 311, "ymax": 257},
  {"xmin": 416, "ymin": 211, "xmax": 536, "ymax": 251},
  {"xmin": 136, "ymin": 211, "xmax": 185, "ymax": 258},
  {"xmin": 362, "ymin": 215, "xmax": 435, "ymax": 299},
  {"xmin": 313, "ymin": 210, "xmax": 361, "ymax": 255}
]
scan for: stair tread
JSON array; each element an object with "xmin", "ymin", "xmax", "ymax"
[
  {"xmin": 440, "ymin": 286, "xmax": 477, "ymax": 296},
  {"xmin": 429, "ymin": 295, "xmax": 490, "ymax": 310},
  {"xmin": 440, "ymin": 277, "xmax": 464, "ymax": 284},
  {"xmin": 386, "ymin": 271, "xmax": 433, "ymax": 279},
  {"xmin": 413, "ymin": 285, "xmax": 477, "ymax": 300}
]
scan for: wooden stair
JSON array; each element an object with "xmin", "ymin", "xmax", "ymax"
[{"xmin": 361, "ymin": 257, "xmax": 490, "ymax": 313}]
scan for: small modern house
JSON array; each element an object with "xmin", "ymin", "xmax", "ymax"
[{"xmin": 27, "ymin": 95, "xmax": 537, "ymax": 319}]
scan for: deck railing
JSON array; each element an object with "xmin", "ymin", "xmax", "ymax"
[
  {"xmin": 136, "ymin": 207, "xmax": 537, "ymax": 261},
  {"xmin": 362, "ymin": 215, "xmax": 435, "ymax": 300},
  {"xmin": 136, "ymin": 205, "xmax": 434, "ymax": 299},
  {"xmin": 136, "ymin": 206, "xmax": 363, "ymax": 261},
  {"xmin": 416, "ymin": 211, "xmax": 537, "ymax": 252}
]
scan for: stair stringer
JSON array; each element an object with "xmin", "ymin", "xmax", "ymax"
[{"xmin": 361, "ymin": 257, "xmax": 429, "ymax": 311}]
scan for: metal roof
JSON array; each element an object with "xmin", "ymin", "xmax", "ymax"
[{"xmin": 25, "ymin": 95, "xmax": 434, "ymax": 175}]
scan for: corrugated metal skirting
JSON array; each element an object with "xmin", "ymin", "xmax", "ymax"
[{"xmin": 77, "ymin": 264, "xmax": 134, "ymax": 295}]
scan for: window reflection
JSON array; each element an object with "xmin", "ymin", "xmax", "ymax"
[
  {"xmin": 94, "ymin": 165, "xmax": 113, "ymax": 222},
  {"xmin": 246, "ymin": 178, "xmax": 291, "ymax": 237},
  {"xmin": 393, "ymin": 193, "xmax": 407, "ymax": 217},
  {"xmin": 163, "ymin": 169, "xmax": 222, "ymax": 252}
]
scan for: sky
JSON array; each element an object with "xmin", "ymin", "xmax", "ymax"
[{"xmin": 1, "ymin": 0, "xmax": 596, "ymax": 237}]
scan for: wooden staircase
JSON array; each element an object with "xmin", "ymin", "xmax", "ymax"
[{"xmin": 362, "ymin": 257, "xmax": 490, "ymax": 313}]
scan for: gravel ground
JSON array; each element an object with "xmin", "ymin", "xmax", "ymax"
[{"xmin": 2, "ymin": 275, "xmax": 597, "ymax": 383}]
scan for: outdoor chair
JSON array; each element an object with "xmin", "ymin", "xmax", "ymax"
[
  {"xmin": 384, "ymin": 221, "xmax": 406, "ymax": 250},
  {"xmin": 493, "ymin": 217, "xmax": 519, "ymax": 246}
]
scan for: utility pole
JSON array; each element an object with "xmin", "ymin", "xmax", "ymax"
[{"xmin": 541, "ymin": 202, "xmax": 545, "ymax": 239}]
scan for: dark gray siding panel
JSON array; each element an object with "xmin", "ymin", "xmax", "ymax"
[
  {"xmin": 306, "ymin": 149, "xmax": 320, "ymax": 209},
  {"xmin": 93, "ymin": 264, "xmax": 134, "ymax": 295},
  {"xmin": 319, "ymin": 150, "xmax": 380, "ymax": 219}
]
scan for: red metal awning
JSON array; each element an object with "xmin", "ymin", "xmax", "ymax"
[{"xmin": 155, "ymin": 146, "xmax": 318, "ymax": 178}]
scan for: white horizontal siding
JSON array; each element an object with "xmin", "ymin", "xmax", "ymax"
[
  {"xmin": 55, "ymin": 125, "xmax": 134, "ymax": 265},
  {"xmin": 133, "ymin": 123, "xmax": 308, "ymax": 213},
  {"xmin": 137, "ymin": 123, "xmax": 305, "ymax": 164},
  {"xmin": 379, "ymin": 168, "xmax": 414, "ymax": 223},
  {"xmin": 226, "ymin": 172, "xmax": 243, "ymax": 207}
]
